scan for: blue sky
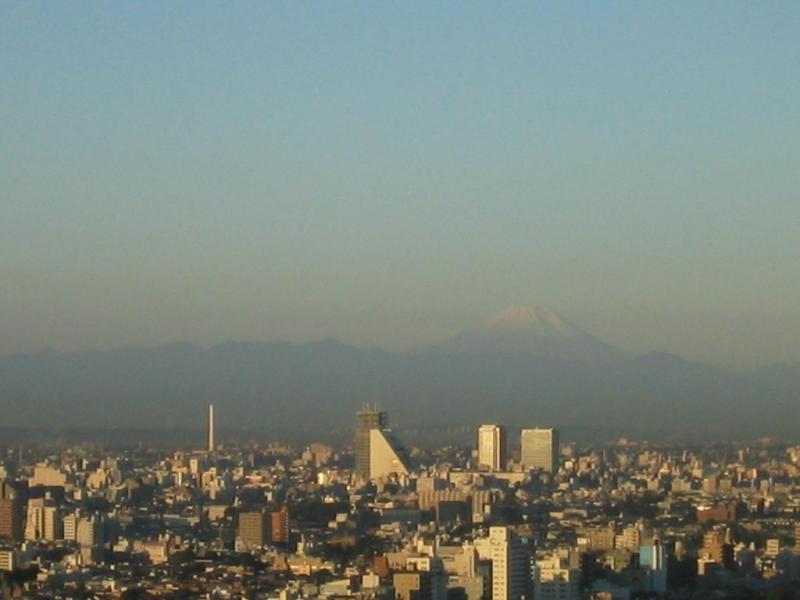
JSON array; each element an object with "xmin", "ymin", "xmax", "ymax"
[{"xmin": 1, "ymin": 2, "xmax": 799, "ymax": 367}]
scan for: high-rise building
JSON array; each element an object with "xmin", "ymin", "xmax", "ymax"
[
  {"xmin": 24, "ymin": 499, "xmax": 61, "ymax": 541},
  {"xmin": 369, "ymin": 428, "xmax": 411, "ymax": 479},
  {"xmin": 77, "ymin": 516, "xmax": 102, "ymax": 547},
  {"xmin": 269, "ymin": 507, "xmax": 290, "ymax": 544},
  {"xmin": 63, "ymin": 512, "xmax": 77, "ymax": 541},
  {"xmin": 208, "ymin": 404, "xmax": 215, "ymax": 452},
  {"xmin": 355, "ymin": 408, "xmax": 388, "ymax": 477},
  {"xmin": 477, "ymin": 526, "xmax": 530, "ymax": 600},
  {"xmin": 0, "ymin": 501, "xmax": 20, "ymax": 541},
  {"xmin": 238, "ymin": 511, "xmax": 267, "ymax": 549},
  {"xmin": 521, "ymin": 428, "xmax": 559, "ymax": 473},
  {"xmin": 75, "ymin": 513, "xmax": 105, "ymax": 547},
  {"xmin": 639, "ymin": 543, "xmax": 669, "ymax": 593},
  {"xmin": 702, "ymin": 528, "xmax": 734, "ymax": 568},
  {"xmin": 477, "ymin": 425, "xmax": 506, "ymax": 471},
  {"xmin": 0, "ymin": 481, "xmax": 26, "ymax": 542}
]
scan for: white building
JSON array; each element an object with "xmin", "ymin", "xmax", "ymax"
[
  {"xmin": 24, "ymin": 500, "xmax": 61, "ymax": 541},
  {"xmin": 477, "ymin": 425, "xmax": 506, "ymax": 472},
  {"xmin": 76, "ymin": 514, "xmax": 105, "ymax": 547},
  {"xmin": 29, "ymin": 464, "xmax": 68, "ymax": 487},
  {"xmin": 63, "ymin": 512, "xmax": 78, "ymax": 541},
  {"xmin": 475, "ymin": 527, "xmax": 529, "ymax": 600},
  {"xmin": 369, "ymin": 429, "xmax": 411, "ymax": 480}
]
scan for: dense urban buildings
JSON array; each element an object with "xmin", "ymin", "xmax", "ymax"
[{"xmin": 1, "ymin": 410, "xmax": 800, "ymax": 599}]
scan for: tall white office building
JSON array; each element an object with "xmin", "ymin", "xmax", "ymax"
[
  {"xmin": 521, "ymin": 428, "xmax": 559, "ymax": 473},
  {"xmin": 476, "ymin": 527, "xmax": 530, "ymax": 600},
  {"xmin": 477, "ymin": 425, "xmax": 506, "ymax": 471}
]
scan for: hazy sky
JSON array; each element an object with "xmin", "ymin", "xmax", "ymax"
[{"xmin": 2, "ymin": 2, "xmax": 799, "ymax": 368}]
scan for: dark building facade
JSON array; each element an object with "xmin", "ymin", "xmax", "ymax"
[
  {"xmin": 0, "ymin": 481, "xmax": 27, "ymax": 542},
  {"xmin": 354, "ymin": 408, "xmax": 387, "ymax": 478}
]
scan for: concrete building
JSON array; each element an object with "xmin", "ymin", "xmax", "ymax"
[
  {"xmin": 697, "ymin": 503, "xmax": 738, "ymax": 524},
  {"xmin": 639, "ymin": 544, "xmax": 668, "ymax": 593},
  {"xmin": 76, "ymin": 514, "xmax": 105, "ymax": 547},
  {"xmin": 520, "ymin": 428, "xmax": 559, "ymax": 473},
  {"xmin": 238, "ymin": 511, "xmax": 267, "ymax": 549},
  {"xmin": 63, "ymin": 512, "xmax": 77, "ymax": 541},
  {"xmin": 581, "ymin": 525, "xmax": 615, "ymax": 551},
  {"xmin": 394, "ymin": 570, "xmax": 433, "ymax": 600},
  {"xmin": 0, "ymin": 549, "xmax": 17, "ymax": 572},
  {"xmin": 29, "ymin": 464, "xmax": 67, "ymax": 487},
  {"xmin": 355, "ymin": 408, "xmax": 388, "ymax": 478},
  {"xmin": 702, "ymin": 528, "xmax": 734, "ymax": 568},
  {"xmin": 534, "ymin": 567, "xmax": 579, "ymax": 600},
  {"xmin": 369, "ymin": 428, "xmax": 411, "ymax": 480},
  {"xmin": 24, "ymin": 499, "xmax": 61, "ymax": 541},
  {"xmin": 270, "ymin": 507, "xmax": 290, "ymax": 544},
  {"xmin": 477, "ymin": 425, "xmax": 506, "ymax": 472},
  {"xmin": 477, "ymin": 527, "xmax": 529, "ymax": 600},
  {"xmin": 0, "ymin": 482, "xmax": 25, "ymax": 542},
  {"xmin": 533, "ymin": 549, "xmax": 580, "ymax": 600}
]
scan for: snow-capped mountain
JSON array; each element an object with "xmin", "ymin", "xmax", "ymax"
[{"xmin": 429, "ymin": 305, "xmax": 630, "ymax": 364}]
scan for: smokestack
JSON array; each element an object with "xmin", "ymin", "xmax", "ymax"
[{"xmin": 208, "ymin": 404, "xmax": 215, "ymax": 452}]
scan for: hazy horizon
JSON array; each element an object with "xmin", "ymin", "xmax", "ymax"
[
  {"xmin": 3, "ymin": 3, "xmax": 799, "ymax": 369},
  {"xmin": 0, "ymin": 301, "xmax": 793, "ymax": 375}
]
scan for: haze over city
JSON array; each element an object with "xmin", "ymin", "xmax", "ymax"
[
  {"xmin": 2, "ymin": 3, "xmax": 800, "ymax": 371},
  {"xmin": 4, "ymin": 5, "xmax": 800, "ymax": 600}
]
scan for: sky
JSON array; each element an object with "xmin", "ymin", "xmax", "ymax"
[{"xmin": 1, "ymin": 2, "xmax": 799, "ymax": 369}]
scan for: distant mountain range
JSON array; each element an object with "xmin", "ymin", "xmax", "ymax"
[{"xmin": 0, "ymin": 306, "xmax": 798, "ymax": 443}]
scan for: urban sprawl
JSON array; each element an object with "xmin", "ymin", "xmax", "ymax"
[{"xmin": 2, "ymin": 407, "xmax": 800, "ymax": 599}]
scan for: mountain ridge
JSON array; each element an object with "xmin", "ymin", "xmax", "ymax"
[{"xmin": 1, "ymin": 307, "xmax": 798, "ymax": 440}]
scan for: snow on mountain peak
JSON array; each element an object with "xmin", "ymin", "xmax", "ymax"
[
  {"xmin": 482, "ymin": 305, "xmax": 579, "ymax": 337},
  {"xmin": 426, "ymin": 305, "xmax": 629, "ymax": 363}
]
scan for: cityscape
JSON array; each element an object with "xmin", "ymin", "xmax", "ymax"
[
  {"xmin": 3, "ymin": 2, "xmax": 800, "ymax": 599},
  {"xmin": 2, "ymin": 407, "xmax": 800, "ymax": 599}
]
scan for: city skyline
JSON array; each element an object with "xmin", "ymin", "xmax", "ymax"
[
  {"xmin": 3, "ymin": 424, "xmax": 799, "ymax": 598},
  {"xmin": 3, "ymin": 3, "xmax": 800, "ymax": 597}
]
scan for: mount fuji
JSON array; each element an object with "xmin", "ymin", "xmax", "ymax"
[{"xmin": 429, "ymin": 306, "xmax": 630, "ymax": 364}]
